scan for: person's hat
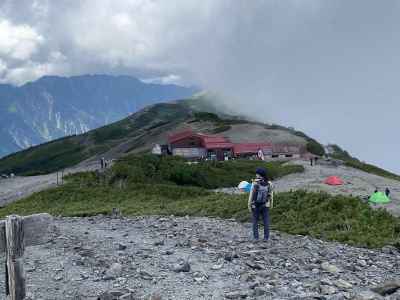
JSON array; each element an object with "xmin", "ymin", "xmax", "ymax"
[{"xmin": 255, "ymin": 167, "xmax": 267, "ymax": 178}]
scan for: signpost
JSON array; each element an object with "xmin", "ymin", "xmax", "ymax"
[{"xmin": 0, "ymin": 213, "xmax": 54, "ymax": 300}]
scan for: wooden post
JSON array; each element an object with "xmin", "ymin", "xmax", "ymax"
[
  {"xmin": 5, "ymin": 215, "xmax": 25, "ymax": 300},
  {"xmin": 0, "ymin": 213, "xmax": 54, "ymax": 299},
  {"xmin": 112, "ymin": 208, "xmax": 121, "ymax": 218}
]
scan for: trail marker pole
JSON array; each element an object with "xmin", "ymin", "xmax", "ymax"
[
  {"xmin": 0, "ymin": 213, "xmax": 54, "ymax": 300},
  {"xmin": 5, "ymin": 215, "xmax": 25, "ymax": 300}
]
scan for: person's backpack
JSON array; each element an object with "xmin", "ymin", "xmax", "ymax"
[{"xmin": 252, "ymin": 182, "xmax": 269, "ymax": 205}]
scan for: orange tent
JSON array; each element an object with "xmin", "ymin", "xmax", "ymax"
[{"xmin": 324, "ymin": 176, "xmax": 344, "ymax": 186}]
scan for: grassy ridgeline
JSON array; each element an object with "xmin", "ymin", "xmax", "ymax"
[
  {"xmin": 345, "ymin": 160, "xmax": 400, "ymax": 182},
  {"xmin": 0, "ymin": 156, "xmax": 399, "ymax": 248},
  {"xmin": 329, "ymin": 144, "xmax": 400, "ymax": 181}
]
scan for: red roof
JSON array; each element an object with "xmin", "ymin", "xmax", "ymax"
[
  {"xmin": 168, "ymin": 130, "xmax": 195, "ymax": 144},
  {"xmin": 233, "ymin": 143, "xmax": 272, "ymax": 154},
  {"xmin": 168, "ymin": 130, "xmax": 233, "ymax": 149},
  {"xmin": 198, "ymin": 133, "xmax": 232, "ymax": 149}
]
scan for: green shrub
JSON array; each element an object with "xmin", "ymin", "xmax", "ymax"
[
  {"xmin": 306, "ymin": 139, "xmax": 325, "ymax": 156},
  {"xmin": 110, "ymin": 154, "xmax": 304, "ymax": 189},
  {"xmin": 270, "ymin": 190, "xmax": 400, "ymax": 248},
  {"xmin": 329, "ymin": 144, "xmax": 353, "ymax": 161},
  {"xmin": 193, "ymin": 112, "xmax": 221, "ymax": 122},
  {"xmin": 92, "ymin": 123, "xmax": 131, "ymax": 143},
  {"xmin": 1, "ymin": 184, "xmax": 398, "ymax": 248}
]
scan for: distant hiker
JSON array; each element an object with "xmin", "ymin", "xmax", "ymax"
[
  {"xmin": 310, "ymin": 157, "xmax": 314, "ymax": 166},
  {"xmin": 385, "ymin": 187, "xmax": 391, "ymax": 197},
  {"xmin": 248, "ymin": 167, "xmax": 273, "ymax": 241},
  {"xmin": 100, "ymin": 157, "xmax": 105, "ymax": 169},
  {"xmin": 374, "ymin": 188, "xmax": 378, "ymax": 193}
]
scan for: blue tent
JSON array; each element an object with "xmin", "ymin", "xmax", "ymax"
[{"xmin": 238, "ymin": 181, "xmax": 252, "ymax": 192}]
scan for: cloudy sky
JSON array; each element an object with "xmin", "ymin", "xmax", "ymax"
[{"xmin": 0, "ymin": 0, "xmax": 399, "ymax": 173}]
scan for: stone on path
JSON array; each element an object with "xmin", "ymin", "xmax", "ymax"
[
  {"xmin": 104, "ymin": 263, "xmax": 123, "ymax": 280},
  {"xmin": 321, "ymin": 262, "xmax": 340, "ymax": 274},
  {"xmin": 371, "ymin": 280, "xmax": 400, "ymax": 296},
  {"xmin": 352, "ymin": 290, "xmax": 384, "ymax": 300}
]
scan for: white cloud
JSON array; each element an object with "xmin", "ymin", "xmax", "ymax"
[
  {"xmin": 141, "ymin": 74, "xmax": 184, "ymax": 85},
  {"xmin": 0, "ymin": 61, "xmax": 56, "ymax": 84},
  {"xmin": 0, "ymin": 0, "xmax": 399, "ymax": 172},
  {"xmin": 0, "ymin": 20, "xmax": 44, "ymax": 61},
  {"xmin": 0, "ymin": 59, "xmax": 6, "ymax": 75}
]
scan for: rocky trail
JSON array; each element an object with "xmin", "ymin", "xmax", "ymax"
[
  {"xmin": 0, "ymin": 161, "xmax": 101, "ymax": 207},
  {"xmin": 0, "ymin": 216, "xmax": 399, "ymax": 300}
]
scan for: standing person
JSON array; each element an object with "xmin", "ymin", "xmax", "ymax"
[
  {"xmin": 248, "ymin": 167, "xmax": 273, "ymax": 241},
  {"xmin": 385, "ymin": 187, "xmax": 391, "ymax": 198},
  {"xmin": 310, "ymin": 157, "xmax": 313, "ymax": 166}
]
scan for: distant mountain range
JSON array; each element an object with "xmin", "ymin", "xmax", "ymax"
[{"xmin": 0, "ymin": 74, "xmax": 197, "ymax": 157}]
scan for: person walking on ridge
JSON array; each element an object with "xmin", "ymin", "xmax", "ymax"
[
  {"xmin": 385, "ymin": 187, "xmax": 391, "ymax": 198},
  {"xmin": 248, "ymin": 167, "xmax": 273, "ymax": 241}
]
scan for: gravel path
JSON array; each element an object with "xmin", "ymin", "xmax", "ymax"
[
  {"xmin": 0, "ymin": 216, "xmax": 399, "ymax": 300},
  {"xmin": 0, "ymin": 162, "xmax": 101, "ymax": 207}
]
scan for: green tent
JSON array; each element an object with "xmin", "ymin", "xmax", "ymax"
[{"xmin": 369, "ymin": 192, "xmax": 391, "ymax": 204}]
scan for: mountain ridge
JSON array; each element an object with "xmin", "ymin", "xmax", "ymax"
[
  {"xmin": 0, "ymin": 74, "xmax": 196, "ymax": 157},
  {"xmin": 1, "ymin": 94, "xmax": 399, "ymax": 181},
  {"xmin": 0, "ymin": 96, "xmax": 316, "ymax": 175}
]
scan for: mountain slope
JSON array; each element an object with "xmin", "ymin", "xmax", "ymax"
[
  {"xmin": 0, "ymin": 97, "xmax": 313, "ymax": 175},
  {"xmin": 0, "ymin": 74, "xmax": 196, "ymax": 157}
]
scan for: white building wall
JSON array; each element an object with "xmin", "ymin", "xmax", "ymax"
[{"xmin": 172, "ymin": 147, "xmax": 206, "ymax": 158}]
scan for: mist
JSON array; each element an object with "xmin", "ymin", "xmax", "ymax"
[{"xmin": 0, "ymin": 0, "xmax": 399, "ymax": 173}]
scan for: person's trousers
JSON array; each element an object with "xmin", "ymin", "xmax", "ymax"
[{"xmin": 252, "ymin": 205, "xmax": 269, "ymax": 240}]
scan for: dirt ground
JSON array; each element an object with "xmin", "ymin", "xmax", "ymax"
[
  {"xmin": 0, "ymin": 216, "xmax": 399, "ymax": 300},
  {"xmin": 0, "ymin": 161, "xmax": 100, "ymax": 207}
]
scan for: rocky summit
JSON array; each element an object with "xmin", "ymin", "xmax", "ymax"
[{"xmin": 1, "ymin": 216, "xmax": 399, "ymax": 300}]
